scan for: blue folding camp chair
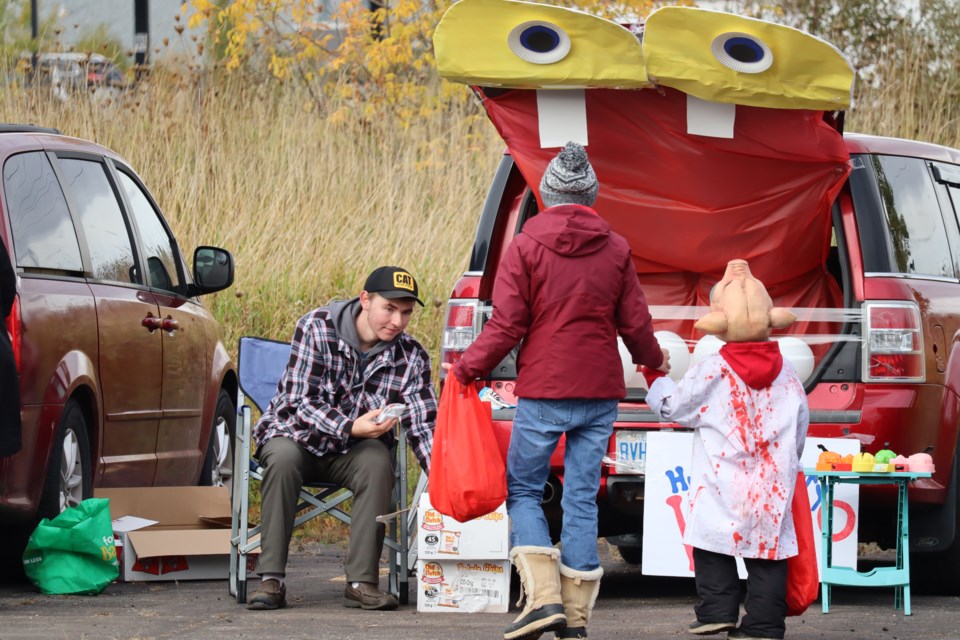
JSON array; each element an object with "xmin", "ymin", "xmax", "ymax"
[{"xmin": 228, "ymin": 336, "xmax": 427, "ymax": 604}]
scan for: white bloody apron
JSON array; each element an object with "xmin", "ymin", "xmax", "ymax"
[{"xmin": 646, "ymin": 354, "xmax": 809, "ymax": 559}]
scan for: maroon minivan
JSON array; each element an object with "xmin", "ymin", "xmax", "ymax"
[{"xmin": 0, "ymin": 125, "xmax": 237, "ymax": 556}]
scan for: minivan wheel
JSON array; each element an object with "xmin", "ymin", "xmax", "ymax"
[
  {"xmin": 200, "ymin": 390, "xmax": 235, "ymax": 493},
  {"xmin": 39, "ymin": 400, "xmax": 92, "ymax": 520}
]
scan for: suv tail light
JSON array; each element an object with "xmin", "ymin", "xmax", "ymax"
[
  {"xmin": 862, "ymin": 301, "xmax": 924, "ymax": 382},
  {"xmin": 440, "ymin": 300, "xmax": 481, "ymax": 378},
  {"xmin": 5, "ymin": 295, "xmax": 20, "ymax": 372}
]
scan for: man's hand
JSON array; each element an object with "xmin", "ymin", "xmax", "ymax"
[
  {"xmin": 656, "ymin": 347, "xmax": 672, "ymax": 373},
  {"xmin": 351, "ymin": 409, "xmax": 397, "ymax": 438}
]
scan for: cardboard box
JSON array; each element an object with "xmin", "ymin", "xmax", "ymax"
[
  {"xmin": 417, "ymin": 493, "xmax": 509, "ymax": 560},
  {"xmin": 416, "ymin": 559, "xmax": 510, "ymax": 613},
  {"xmin": 96, "ymin": 486, "xmax": 255, "ymax": 582}
]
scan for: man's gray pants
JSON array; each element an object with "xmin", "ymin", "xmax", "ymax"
[{"xmin": 255, "ymin": 437, "xmax": 395, "ymax": 584}]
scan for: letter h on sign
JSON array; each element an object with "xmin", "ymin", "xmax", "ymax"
[{"xmin": 665, "ymin": 466, "xmax": 690, "ymax": 494}]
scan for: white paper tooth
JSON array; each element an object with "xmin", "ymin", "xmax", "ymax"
[
  {"xmin": 537, "ymin": 89, "xmax": 588, "ymax": 148},
  {"xmin": 686, "ymin": 94, "xmax": 735, "ymax": 138}
]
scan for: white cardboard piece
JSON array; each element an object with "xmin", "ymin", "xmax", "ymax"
[
  {"xmin": 111, "ymin": 515, "xmax": 159, "ymax": 533},
  {"xmin": 416, "ymin": 559, "xmax": 510, "ymax": 613},
  {"xmin": 96, "ymin": 486, "xmax": 256, "ymax": 582},
  {"xmin": 640, "ymin": 433, "xmax": 860, "ymax": 578},
  {"xmin": 417, "ymin": 493, "xmax": 509, "ymax": 560},
  {"xmin": 537, "ymin": 89, "xmax": 588, "ymax": 148},
  {"xmin": 686, "ymin": 94, "xmax": 736, "ymax": 138}
]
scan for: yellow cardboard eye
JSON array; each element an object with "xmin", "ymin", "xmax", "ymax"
[
  {"xmin": 643, "ymin": 6, "xmax": 854, "ymax": 109},
  {"xmin": 434, "ymin": 0, "xmax": 648, "ymax": 89},
  {"xmin": 711, "ymin": 32, "xmax": 773, "ymax": 73},
  {"xmin": 507, "ymin": 21, "xmax": 571, "ymax": 64}
]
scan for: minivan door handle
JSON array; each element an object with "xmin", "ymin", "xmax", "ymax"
[
  {"xmin": 161, "ymin": 317, "xmax": 180, "ymax": 334},
  {"xmin": 142, "ymin": 315, "xmax": 161, "ymax": 332}
]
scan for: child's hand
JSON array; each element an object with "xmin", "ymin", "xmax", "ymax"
[{"xmin": 641, "ymin": 365, "xmax": 668, "ymax": 388}]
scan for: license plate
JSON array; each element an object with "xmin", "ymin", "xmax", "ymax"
[{"xmin": 614, "ymin": 431, "xmax": 647, "ymax": 474}]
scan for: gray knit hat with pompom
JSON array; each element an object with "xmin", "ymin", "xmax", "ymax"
[{"xmin": 539, "ymin": 141, "xmax": 599, "ymax": 208}]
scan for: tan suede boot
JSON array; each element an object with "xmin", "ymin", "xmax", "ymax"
[
  {"xmin": 504, "ymin": 546, "xmax": 567, "ymax": 640},
  {"xmin": 555, "ymin": 564, "xmax": 603, "ymax": 639}
]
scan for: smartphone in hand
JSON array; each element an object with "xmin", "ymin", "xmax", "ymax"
[{"xmin": 374, "ymin": 403, "xmax": 406, "ymax": 424}]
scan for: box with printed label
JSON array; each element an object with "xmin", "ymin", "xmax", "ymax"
[
  {"xmin": 96, "ymin": 486, "xmax": 257, "ymax": 582},
  {"xmin": 416, "ymin": 559, "xmax": 510, "ymax": 613},
  {"xmin": 417, "ymin": 493, "xmax": 509, "ymax": 560}
]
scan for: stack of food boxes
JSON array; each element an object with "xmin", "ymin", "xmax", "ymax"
[{"xmin": 416, "ymin": 493, "xmax": 510, "ymax": 613}]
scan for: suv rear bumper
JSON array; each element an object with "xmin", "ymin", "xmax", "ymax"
[{"xmin": 489, "ymin": 381, "xmax": 955, "ymax": 539}]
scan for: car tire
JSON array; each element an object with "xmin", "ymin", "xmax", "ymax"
[
  {"xmin": 616, "ymin": 545, "xmax": 643, "ymax": 565},
  {"xmin": 200, "ymin": 390, "xmax": 235, "ymax": 494},
  {"xmin": 38, "ymin": 400, "xmax": 92, "ymax": 520},
  {"xmin": 914, "ymin": 447, "xmax": 960, "ymax": 595}
]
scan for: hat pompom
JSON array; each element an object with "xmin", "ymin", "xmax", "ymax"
[
  {"xmin": 539, "ymin": 141, "xmax": 599, "ymax": 209},
  {"xmin": 555, "ymin": 142, "xmax": 590, "ymax": 173}
]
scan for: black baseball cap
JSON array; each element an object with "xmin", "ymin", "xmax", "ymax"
[{"xmin": 363, "ymin": 266, "xmax": 424, "ymax": 306}]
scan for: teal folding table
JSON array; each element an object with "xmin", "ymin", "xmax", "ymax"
[{"xmin": 806, "ymin": 469, "xmax": 932, "ymax": 616}]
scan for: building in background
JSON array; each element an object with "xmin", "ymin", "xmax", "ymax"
[
  {"xmin": 33, "ymin": 0, "xmax": 206, "ymax": 65},
  {"xmin": 32, "ymin": 0, "xmax": 372, "ymax": 68}
]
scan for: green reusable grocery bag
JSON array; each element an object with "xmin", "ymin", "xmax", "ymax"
[{"xmin": 22, "ymin": 497, "xmax": 119, "ymax": 595}]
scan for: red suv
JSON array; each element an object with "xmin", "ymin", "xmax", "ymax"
[
  {"xmin": 440, "ymin": 89, "xmax": 960, "ymax": 588},
  {"xmin": 0, "ymin": 125, "xmax": 237, "ymax": 555}
]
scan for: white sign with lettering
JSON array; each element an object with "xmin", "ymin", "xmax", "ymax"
[{"xmin": 641, "ymin": 433, "xmax": 860, "ymax": 577}]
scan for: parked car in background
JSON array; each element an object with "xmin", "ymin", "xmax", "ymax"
[
  {"xmin": 84, "ymin": 55, "xmax": 126, "ymax": 88},
  {"xmin": 19, "ymin": 52, "xmax": 127, "ymax": 96},
  {"xmin": 0, "ymin": 124, "xmax": 237, "ymax": 560}
]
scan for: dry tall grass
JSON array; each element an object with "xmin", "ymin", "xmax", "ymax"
[{"xmin": 846, "ymin": 36, "xmax": 960, "ymax": 148}]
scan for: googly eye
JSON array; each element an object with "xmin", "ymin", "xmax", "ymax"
[
  {"xmin": 507, "ymin": 21, "xmax": 571, "ymax": 65},
  {"xmin": 711, "ymin": 32, "xmax": 773, "ymax": 74}
]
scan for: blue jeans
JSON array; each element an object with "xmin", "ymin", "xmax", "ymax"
[{"xmin": 507, "ymin": 397, "xmax": 617, "ymax": 572}]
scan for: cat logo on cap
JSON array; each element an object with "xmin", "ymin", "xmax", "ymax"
[{"xmin": 394, "ymin": 271, "xmax": 415, "ymax": 292}]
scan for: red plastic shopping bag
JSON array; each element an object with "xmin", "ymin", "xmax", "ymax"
[
  {"xmin": 429, "ymin": 376, "xmax": 507, "ymax": 522},
  {"xmin": 786, "ymin": 472, "xmax": 819, "ymax": 616}
]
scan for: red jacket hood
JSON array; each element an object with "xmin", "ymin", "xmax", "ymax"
[
  {"xmin": 452, "ymin": 203, "xmax": 663, "ymax": 400},
  {"xmin": 719, "ymin": 341, "xmax": 783, "ymax": 390},
  {"xmin": 523, "ymin": 204, "xmax": 610, "ymax": 257}
]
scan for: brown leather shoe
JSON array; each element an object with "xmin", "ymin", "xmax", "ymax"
[
  {"xmin": 344, "ymin": 582, "xmax": 399, "ymax": 610},
  {"xmin": 247, "ymin": 578, "xmax": 287, "ymax": 610}
]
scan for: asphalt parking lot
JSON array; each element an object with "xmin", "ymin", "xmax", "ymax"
[{"xmin": 2, "ymin": 542, "xmax": 960, "ymax": 640}]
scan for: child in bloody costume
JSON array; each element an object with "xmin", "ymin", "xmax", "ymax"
[{"xmin": 644, "ymin": 259, "xmax": 809, "ymax": 640}]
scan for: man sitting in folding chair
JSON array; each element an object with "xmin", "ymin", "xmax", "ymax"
[{"xmin": 247, "ymin": 266, "xmax": 436, "ymax": 611}]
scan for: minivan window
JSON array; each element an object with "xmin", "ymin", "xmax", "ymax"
[
  {"xmin": 873, "ymin": 155, "xmax": 955, "ymax": 277},
  {"xmin": 2, "ymin": 152, "xmax": 83, "ymax": 272},
  {"xmin": 58, "ymin": 158, "xmax": 138, "ymax": 284},
  {"xmin": 118, "ymin": 172, "xmax": 182, "ymax": 294}
]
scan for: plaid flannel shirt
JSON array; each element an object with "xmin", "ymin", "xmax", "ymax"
[{"xmin": 252, "ymin": 306, "xmax": 437, "ymax": 471}]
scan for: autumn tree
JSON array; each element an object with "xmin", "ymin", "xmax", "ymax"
[{"xmin": 185, "ymin": 0, "xmax": 661, "ymax": 123}]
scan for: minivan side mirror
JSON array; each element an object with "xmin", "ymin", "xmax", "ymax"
[{"xmin": 189, "ymin": 246, "xmax": 234, "ymax": 296}]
